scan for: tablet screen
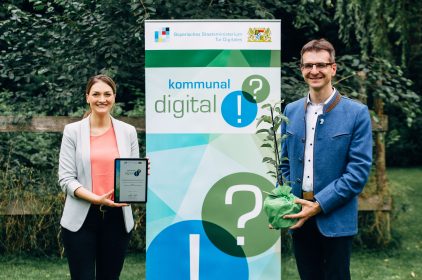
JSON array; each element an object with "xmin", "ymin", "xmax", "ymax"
[{"xmin": 114, "ymin": 158, "xmax": 148, "ymax": 203}]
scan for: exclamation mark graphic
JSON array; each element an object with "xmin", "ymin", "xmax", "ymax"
[
  {"xmin": 190, "ymin": 234, "xmax": 200, "ymax": 280},
  {"xmin": 237, "ymin": 94, "xmax": 242, "ymax": 124}
]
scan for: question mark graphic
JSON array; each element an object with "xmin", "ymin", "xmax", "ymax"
[
  {"xmin": 225, "ymin": 185, "xmax": 263, "ymax": 246},
  {"xmin": 249, "ymin": 78, "xmax": 263, "ymax": 100}
]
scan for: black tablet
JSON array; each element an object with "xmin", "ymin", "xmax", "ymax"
[{"xmin": 114, "ymin": 158, "xmax": 148, "ymax": 203}]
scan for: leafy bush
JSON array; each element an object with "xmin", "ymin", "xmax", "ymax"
[
  {"xmin": 0, "ymin": 0, "xmax": 146, "ymax": 117},
  {"xmin": 0, "ymin": 132, "xmax": 146, "ymax": 256}
]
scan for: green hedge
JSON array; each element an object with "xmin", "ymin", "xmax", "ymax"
[{"xmin": 0, "ymin": 132, "xmax": 146, "ymax": 256}]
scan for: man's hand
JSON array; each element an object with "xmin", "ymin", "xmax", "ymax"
[{"xmin": 284, "ymin": 198, "xmax": 322, "ymax": 229}]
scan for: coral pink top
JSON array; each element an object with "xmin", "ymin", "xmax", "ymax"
[{"xmin": 90, "ymin": 126, "xmax": 120, "ymax": 196}]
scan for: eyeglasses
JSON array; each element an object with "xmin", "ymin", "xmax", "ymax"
[{"xmin": 300, "ymin": 62, "xmax": 335, "ymax": 71}]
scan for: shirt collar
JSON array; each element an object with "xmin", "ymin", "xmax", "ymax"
[{"xmin": 307, "ymin": 88, "xmax": 336, "ymax": 105}]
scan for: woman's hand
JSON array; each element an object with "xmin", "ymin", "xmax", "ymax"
[
  {"xmin": 95, "ymin": 190, "xmax": 129, "ymax": 207},
  {"xmin": 74, "ymin": 187, "xmax": 128, "ymax": 207},
  {"xmin": 146, "ymin": 157, "xmax": 151, "ymax": 175}
]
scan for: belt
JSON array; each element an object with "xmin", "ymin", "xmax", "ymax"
[
  {"xmin": 90, "ymin": 204, "xmax": 116, "ymax": 219},
  {"xmin": 302, "ymin": 191, "xmax": 314, "ymax": 201},
  {"xmin": 91, "ymin": 204, "xmax": 110, "ymax": 210}
]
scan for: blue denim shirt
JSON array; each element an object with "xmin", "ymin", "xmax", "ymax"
[{"xmin": 279, "ymin": 91, "xmax": 372, "ymax": 237}]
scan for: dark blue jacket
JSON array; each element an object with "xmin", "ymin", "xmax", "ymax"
[{"xmin": 279, "ymin": 91, "xmax": 372, "ymax": 237}]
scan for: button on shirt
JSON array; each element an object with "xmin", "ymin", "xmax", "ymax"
[{"xmin": 302, "ymin": 89, "xmax": 336, "ymax": 192}]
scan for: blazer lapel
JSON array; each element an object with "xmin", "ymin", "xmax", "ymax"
[{"xmin": 81, "ymin": 116, "xmax": 92, "ymax": 190}]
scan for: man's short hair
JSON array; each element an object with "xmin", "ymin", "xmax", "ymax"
[{"xmin": 301, "ymin": 39, "xmax": 335, "ymax": 63}]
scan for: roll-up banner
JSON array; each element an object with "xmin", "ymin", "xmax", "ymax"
[{"xmin": 145, "ymin": 20, "xmax": 281, "ymax": 279}]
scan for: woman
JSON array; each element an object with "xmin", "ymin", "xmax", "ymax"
[{"xmin": 58, "ymin": 74, "xmax": 138, "ymax": 279}]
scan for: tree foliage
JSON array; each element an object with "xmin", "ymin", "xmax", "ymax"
[
  {"xmin": 0, "ymin": 0, "xmax": 147, "ymax": 116},
  {"xmin": 332, "ymin": 0, "xmax": 422, "ymax": 165},
  {"xmin": 334, "ymin": 0, "xmax": 416, "ymax": 65},
  {"xmin": 0, "ymin": 0, "xmax": 420, "ymax": 173}
]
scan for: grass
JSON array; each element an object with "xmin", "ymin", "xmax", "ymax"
[
  {"xmin": 282, "ymin": 167, "xmax": 422, "ymax": 279},
  {"xmin": 350, "ymin": 167, "xmax": 422, "ymax": 280},
  {"xmin": 0, "ymin": 253, "xmax": 145, "ymax": 280},
  {"xmin": 0, "ymin": 167, "xmax": 421, "ymax": 279}
]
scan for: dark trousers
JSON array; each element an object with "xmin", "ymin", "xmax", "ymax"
[
  {"xmin": 292, "ymin": 217, "xmax": 353, "ymax": 280},
  {"xmin": 62, "ymin": 206, "xmax": 131, "ymax": 280}
]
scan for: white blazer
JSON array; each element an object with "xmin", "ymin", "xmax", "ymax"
[{"xmin": 58, "ymin": 116, "xmax": 139, "ymax": 233}]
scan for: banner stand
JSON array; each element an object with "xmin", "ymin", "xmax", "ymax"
[{"xmin": 145, "ymin": 19, "xmax": 282, "ymax": 279}]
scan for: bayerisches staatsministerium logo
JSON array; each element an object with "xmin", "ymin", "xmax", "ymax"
[
  {"xmin": 155, "ymin": 27, "xmax": 170, "ymax": 42},
  {"xmin": 247, "ymin": 27, "xmax": 271, "ymax": 43}
]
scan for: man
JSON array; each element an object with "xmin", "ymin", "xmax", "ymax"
[{"xmin": 280, "ymin": 39, "xmax": 372, "ymax": 279}]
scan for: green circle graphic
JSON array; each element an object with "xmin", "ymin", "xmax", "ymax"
[
  {"xmin": 201, "ymin": 172, "xmax": 279, "ymax": 257},
  {"xmin": 241, "ymin": 75, "xmax": 270, "ymax": 103}
]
